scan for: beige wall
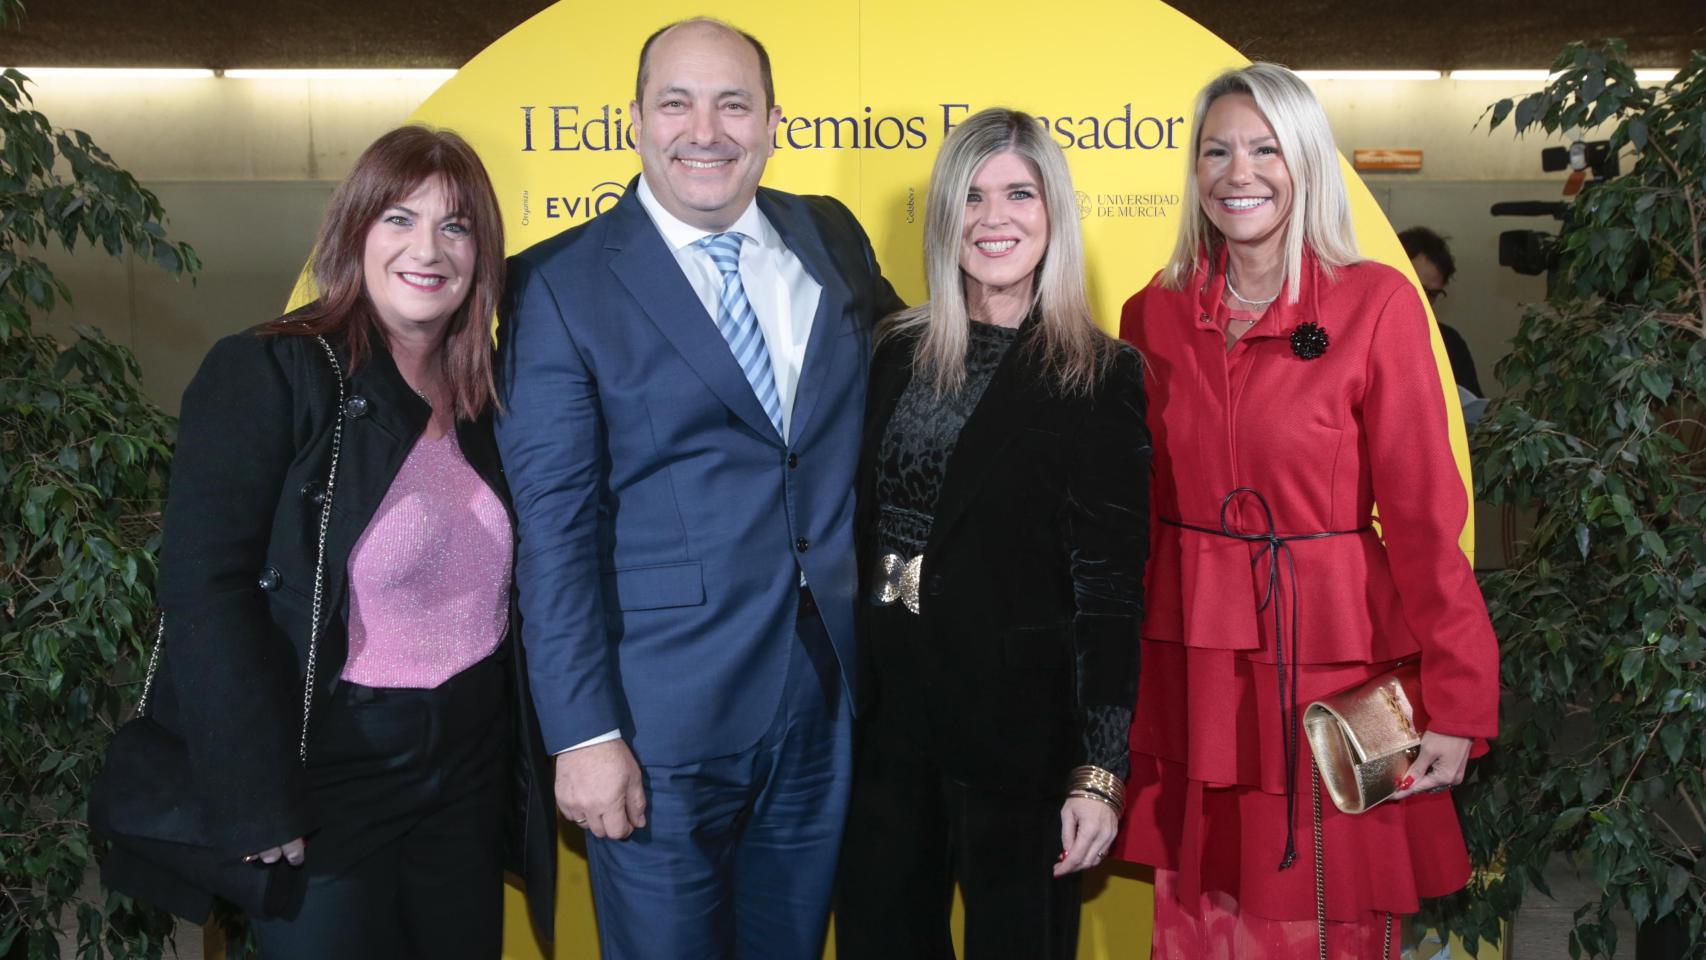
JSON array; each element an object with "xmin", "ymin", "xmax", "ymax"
[
  {"xmin": 1308, "ymin": 77, "xmax": 1597, "ymax": 181},
  {"xmin": 37, "ymin": 181, "xmax": 338, "ymax": 410},
  {"xmin": 22, "ymin": 74, "xmax": 452, "ymax": 181}
]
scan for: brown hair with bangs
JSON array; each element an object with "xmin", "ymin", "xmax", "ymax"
[{"xmin": 264, "ymin": 125, "xmax": 505, "ymax": 420}]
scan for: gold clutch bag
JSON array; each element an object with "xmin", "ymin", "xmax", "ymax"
[{"xmin": 1303, "ymin": 662, "xmax": 1423, "ymax": 814}]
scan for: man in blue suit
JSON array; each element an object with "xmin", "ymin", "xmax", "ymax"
[{"xmin": 495, "ymin": 17, "xmax": 902, "ymax": 958}]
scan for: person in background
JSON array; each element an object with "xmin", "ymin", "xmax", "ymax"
[
  {"xmin": 1400, "ymin": 225, "xmax": 1482, "ymax": 397},
  {"xmin": 495, "ymin": 17, "xmax": 902, "ymax": 959},
  {"xmin": 96, "ymin": 125, "xmax": 556, "ymax": 957},
  {"xmin": 1112, "ymin": 64, "xmax": 1499, "ymax": 958},
  {"xmin": 835, "ymin": 107, "xmax": 1148, "ymax": 960}
]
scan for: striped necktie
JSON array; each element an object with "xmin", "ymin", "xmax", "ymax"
[{"xmin": 697, "ymin": 232, "xmax": 784, "ymax": 437}]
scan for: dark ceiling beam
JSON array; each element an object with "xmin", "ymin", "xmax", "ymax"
[{"xmin": 0, "ymin": 1, "xmax": 1698, "ymax": 69}]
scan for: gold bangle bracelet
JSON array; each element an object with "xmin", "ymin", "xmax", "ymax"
[
  {"xmin": 1074, "ymin": 784, "xmax": 1119, "ymax": 805},
  {"xmin": 1071, "ymin": 764, "xmax": 1123, "ymax": 785},
  {"xmin": 1067, "ymin": 788, "xmax": 1123, "ymax": 815},
  {"xmin": 1068, "ymin": 765, "xmax": 1127, "ymax": 805}
]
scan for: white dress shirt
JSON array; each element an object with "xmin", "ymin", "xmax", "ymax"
[
  {"xmin": 561, "ymin": 178, "xmax": 824, "ymax": 754},
  {"xmin": 636, "ymin": 176, "xmax": 822, "ymax": 442}
]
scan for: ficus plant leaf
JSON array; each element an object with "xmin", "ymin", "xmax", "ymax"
[
  {"xmin": 1418, "ymin": 41, "xmax": 1706, "ymax": 960},
  {"xmin": 0, "ymin": 0, "xmax": 195, "ymax": 956}
]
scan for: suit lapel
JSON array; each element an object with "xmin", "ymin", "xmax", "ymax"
[
  {"xmin": 856, "ymin": 335, "xmax": 916, "ymax": 557},
  {"xmin": 926, "ymin": 324, "xmax": 1050, "ymax": 552},
  {"xmin": 605, "ymin": 188, "xmax": 783, "ymax": 444},
  {"xmin": 761, "ymin": 190, "xmax": 852, "ymax": 443}
]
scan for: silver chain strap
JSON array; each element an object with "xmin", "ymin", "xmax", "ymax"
[
  {"xmin": 300, "ymin": 335, "xmax": 345, "ymax": 762},
  {"xmin": 1313, "ymin": 758, "xmax": 1395, "ymax": 958},
  {"xmin": 134, "ymin": 335, "xmax": 346, "ymax": 770},
  {"xmin": 135, "ymin": 615, "xmax": 166, "ymax": 715}
]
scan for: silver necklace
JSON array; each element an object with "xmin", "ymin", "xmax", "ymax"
[{"xmin": 1225, "ymin": 272, "xmax": 1279, "ymax": 308}]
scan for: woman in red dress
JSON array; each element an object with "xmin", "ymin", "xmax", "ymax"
[{"xmin": 1112, "ymin": 63, "xmax": 1500, "ymax": 958}]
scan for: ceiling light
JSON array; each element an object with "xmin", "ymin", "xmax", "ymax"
[
  {"xmin": 1294, "ymin": 70, "xmax": 1443, "ymax": 81},
  {"xmin": 1451, "ymin": 68, "xmax": 1678, "ymax": 84},
  {"xmin": 7, "ymin": 67, "xmax": 214, "ymax": 79},
  {"xmin": 1448, "ymin": 70, "xmax": 1556, "ymax": 81},
  {"xmin": 222, "ymin": 69, "xmax": 457, "ymax": 81}
]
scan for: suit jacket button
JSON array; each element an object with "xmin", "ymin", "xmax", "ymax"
[
  {"xmin": 344, "ymin": 395, "xmax": 369, "ymax": 419},
  {"xmin": 926, "ymin": 573, "xmax": 945, "ymax": 596},
  {"xmin": 257, "ymin": 566, "xmax": 282, "ymax": 591},
  {"xmin": 787, "ymin": 452, "xmax": 799, "ymax": 469},
  {"xmin": 795, "ymin": 537, "xmax": 810, "ymax": 553},
  {"xmin": 300, "ymin": 480, "xmax": 326, "ymax": 504}
]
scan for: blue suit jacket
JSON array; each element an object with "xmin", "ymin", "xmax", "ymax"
[{"xmin": 496, "ymin": 180, "xmax": 902, "ymax": 763}]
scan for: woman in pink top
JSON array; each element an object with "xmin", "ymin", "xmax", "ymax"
[{"xmin": 93, "ymin": 127, "xmax": 557, "ymax": 957}]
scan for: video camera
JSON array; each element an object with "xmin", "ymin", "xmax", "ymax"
[{"xmin": 1491, "ymin": 140, "xmax": 1619, "ymax": 276}]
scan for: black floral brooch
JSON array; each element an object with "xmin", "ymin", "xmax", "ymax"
[{"xmin": 1289, "ymin": 322, "xmax": 1330, "ymax": 360}]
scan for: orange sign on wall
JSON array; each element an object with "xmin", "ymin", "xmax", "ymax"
[{"xmin": 1354, "ymin": 148, "xmax": 1424, "ymax": 171}]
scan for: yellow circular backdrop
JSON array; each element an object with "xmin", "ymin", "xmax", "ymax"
[{"xmin": 318, "ymin": 2, "xmax": 1477, "ymax": 956}]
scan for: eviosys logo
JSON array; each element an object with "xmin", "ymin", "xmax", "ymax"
[{"xmin": 521, "ymin": 179, "xmax": 628, "ymax": 227}]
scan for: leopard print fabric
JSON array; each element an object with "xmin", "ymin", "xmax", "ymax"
[
  {"xmin": 874, "ymin": 322, "xmax": 1019, "ymax": 557},
  {"xmin": 1082, "ymin": 705, "xmax": 1133, "ymax": 779}
]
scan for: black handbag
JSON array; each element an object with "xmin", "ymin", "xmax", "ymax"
[{"xmin": 88, "ymin": 335, "xmax": 346, "ymax": 923}]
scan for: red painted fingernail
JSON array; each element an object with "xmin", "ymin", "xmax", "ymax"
[
  {"xmin": 1058, "ymin": 852, "xmax": 1067, "ymax": 861},
  {"xmin": 1399, "ymin": 776, "xmax": 1414, "ymax": 790}
]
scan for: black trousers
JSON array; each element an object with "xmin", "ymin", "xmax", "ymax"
[
  {"xmin": 250, "ymin": 655, "xmax": 507, "ymax": 960},
  {"xmin": 836, "ymin": 607, "xmax": 1081, "ymax": 960}
]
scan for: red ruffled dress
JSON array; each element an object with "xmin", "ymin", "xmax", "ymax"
[{"xmin": 1112, "ymin": 250, "xmax": 1499, "ymax": 957}]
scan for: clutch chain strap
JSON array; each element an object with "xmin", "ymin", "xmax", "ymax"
[
  {"xmin": 1313, "ymin": 758, "xmax": 1395, "ymax": 959},
  {"xmin": 132, "ymin": 335, "xmax": 346, "ymax": 771}
]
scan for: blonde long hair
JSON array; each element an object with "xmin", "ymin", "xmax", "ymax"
[
  {"xmin": 1161, "ymin": 63, "xmax": 1359, "ymax": 302},
  {"xmin": 884, "ymin": 107, "xmax": 1112, "ymax": 397}
]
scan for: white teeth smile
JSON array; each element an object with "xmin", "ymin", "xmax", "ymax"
[
  {"xmin": 976, "ymin": 240, "xmax": 1017, "ymax": 253},
  {"xmin": 1223, "ymin": 197, "xmax": 1269, "ymax": 210},
  {"xmin": 401, "ymin": 273, "xmax": 445, "ymax": 287},
  {"xmin": 680, "ymin": 159, "xmax": 732, "ymax": 169}
]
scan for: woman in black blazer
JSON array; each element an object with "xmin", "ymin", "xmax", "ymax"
[
  {"xmin": 835, "ymin": 108, "xmax": 1150, "ymax": 958},
  {"xmin": 93, "ymin": 127, "xmax": 555, "ymax": 957}
]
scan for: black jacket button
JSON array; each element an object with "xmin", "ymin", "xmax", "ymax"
[
  {"xmin": 257, "ymin": 566, "xmax": 282, "ymax": 591},
  {"xmin": 787, "ymin": 452, "xmax": 799, "ymax": 469},
  {"xmin": 344, "ymin": 395, "xmax": 369, "ymax": 419},
  {"xmin": 300, "ymin": 480, "xmax": 325, "ymax": 504},
  {"xmin": 795, "ymin": 537, "xmax": 810, "ymax": 552},
  {"xmin": 926, "ymin": 573, "xmax": 945, "ymax": 596}
]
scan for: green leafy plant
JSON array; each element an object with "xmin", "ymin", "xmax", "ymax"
[
  {"xmin": 1429, "ymin": 40, "xmax": 1706, "ymax": 960},
  {"xmin": 0, "ymin": 1, "xmax": 200, "ymax": 956}
]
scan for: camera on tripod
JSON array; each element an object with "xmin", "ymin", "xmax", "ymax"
[{"xmin": 1491, "ymin": 140, "xmax": 1620, "ymax": 276}]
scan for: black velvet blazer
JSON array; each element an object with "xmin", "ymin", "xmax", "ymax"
[
  {"xmin": 98, "ymin": 322, "xmax": 557, "ymax": 939},
  {"xmin": 854, "ymin": 323, "xmax": 1151, "ymax": 797}
]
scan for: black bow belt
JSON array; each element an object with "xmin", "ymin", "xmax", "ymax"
[{"xmin": 1161, "ymin": 486, "xmax": 1370, "ymax": 871}]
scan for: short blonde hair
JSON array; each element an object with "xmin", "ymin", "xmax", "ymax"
[
  {"xmin": 885, "ymin": 107, "xmax": 1111, "ymax": 397},
  {"xmin": 1161, "ymin": 63, "xmax": 1359, "ymax": 302}
]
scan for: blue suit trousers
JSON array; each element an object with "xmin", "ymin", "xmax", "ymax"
[{"xmin": 586, "ymin": 588, "xmax": 854, "ymax": 959}]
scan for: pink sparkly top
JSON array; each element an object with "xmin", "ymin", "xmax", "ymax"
[{"xmin": 341, "ymin": 430, "xmax": 511, "ymax": 688}]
